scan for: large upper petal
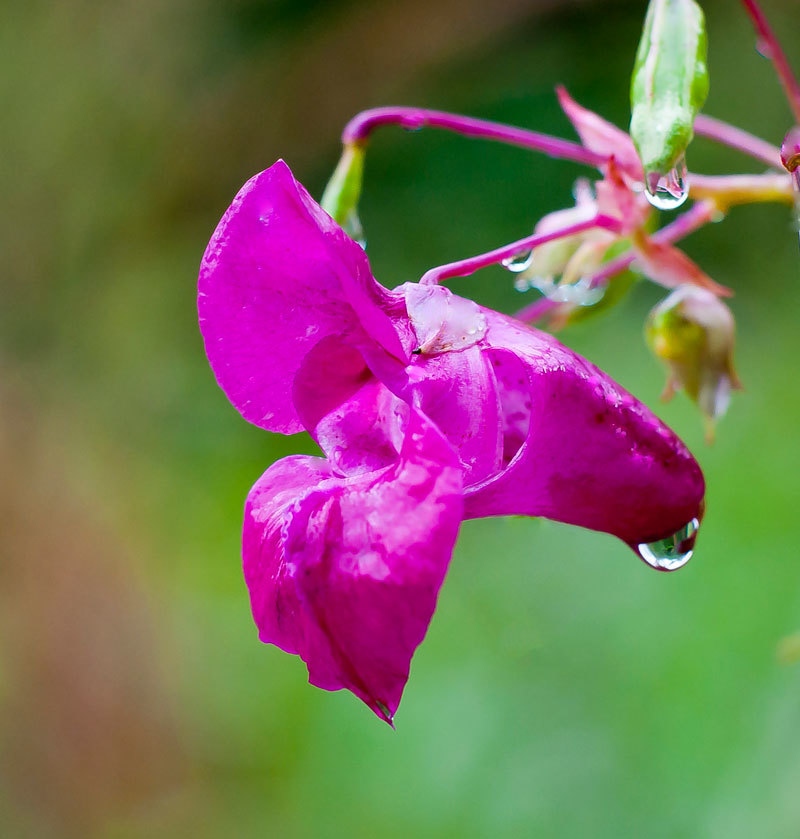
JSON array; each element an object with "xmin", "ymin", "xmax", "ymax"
[
  {"xmin": 243, "ymin": 405, "xmax": 463, "ymax": 722},
  {"xmin": 464, "ymin": 313, "xmax": 705, "ymax": 546},
  {"xmin": 198, "ymin": 159, "xmax": 407, "ymax": 434}
]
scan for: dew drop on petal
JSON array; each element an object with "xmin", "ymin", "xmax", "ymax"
[
  {"xmin": 635, "ymin": 516, "xmax": 700, "ymax": 572},
  {"xmin": 375, "ymin": 700, "xmax": 394, "ymax": 723},
  {"xmin": 644, "ymin": 156, "xmax": 689, "ymax": 211}
]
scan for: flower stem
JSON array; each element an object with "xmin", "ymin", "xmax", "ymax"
[
  {"xmin": 513, "ymin": 296, "xmax": 561, "ymax": 325},
  {"xmin": 585, "ymin": 201, "xmax": 717, "ymax": 289},
  {"xmin": 688, "ymin": 172, "xmax": 793, "ymax": 208},
  {"xmin": 693, "ymin": 114, "xmax": 782, "ymax": 168},
  {"xmin": 342, "ymin": 107, "xmax": 607, "ymax": 168},
  {"xmin": 740, "ymin": 0, "xmax": 800, "ymax": 123},
  {"xmin": 513, "ymin": 203, "xmax": 717, "ymax": 324},
  {"xmin": 420, "ymin": 215, "xmax": 621, "ymax": 286}
]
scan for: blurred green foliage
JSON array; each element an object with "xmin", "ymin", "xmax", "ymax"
[{"xmin": 3, "ymin": 1, "xmax": 800, "ymax": 837}]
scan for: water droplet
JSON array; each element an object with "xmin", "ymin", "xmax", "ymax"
[
  {"xmin": 755, "ymin": 37, "xmax": 773, "ymax": 60},
  {"xmin": 571, "ymin": 177, "xmax": 595, "ymax": 204},
  {"xmin": 526, "ymin": 275, "xmax": 604, "ymax": 306},
  {"xmin": 572, "ymin": 277, "xmax": 605, "ymax": 306},
  {"xmin": 644, "ymin": 156, "xmax": 689, "ymax": 211},
  {"xmin": 635, "ymin": 516, "xmax": 700, "ymax": 572},
  {"xmin": 374, "ymin": 700, "xmax": 394, "ymax": 723},
  {"xmin": 401, "ymin": 114, "xmax": 425, "ymax": 132},
  {"xmin": 501, "ymin": 250, "xmax": 533, "ymax": 273}
]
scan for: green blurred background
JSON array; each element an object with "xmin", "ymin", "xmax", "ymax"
[{"xmin": 3, "ymin": 0, "xmax": 800, "ymax": 836}]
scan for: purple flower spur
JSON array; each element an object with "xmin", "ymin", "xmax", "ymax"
[{"xmin": 198, "ymin": 160, "xmax": 704, "ymax": 723}]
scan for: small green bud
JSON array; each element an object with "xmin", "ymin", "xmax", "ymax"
[
  {"xmin": 646, "ymin": 285, "xmax": 741, "ymax": 441},
  {"xmin": 320, "ymin": 142, "xmax": 366, "ymax": 246},
  {"xmin": 630, "ymin": 0, "xmax": 709, "ymax": 205}
]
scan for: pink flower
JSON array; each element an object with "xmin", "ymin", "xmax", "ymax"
[{"xmin": 198, "ymin": 160, "xmax": 705, "ymax": 722}]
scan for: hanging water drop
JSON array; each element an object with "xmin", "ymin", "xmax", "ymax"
[
  {"xmin": 401, "ymin": 114, "xmax": 425, "ymax": 132},
  {"xmin": 501, "ymin": 250, "xmax": 533, "ymax": 273},
  {"xmin": 635, "ymin": 516, "xmax": 700, "ymax": 572},
  {"xmin": 643, "ymin": 156, "xmax": 689, "ymax": 211}
]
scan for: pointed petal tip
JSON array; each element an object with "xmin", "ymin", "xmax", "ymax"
[{"xmin": 373, "ymin": 699, "xmax": 396, "ymax": 727}]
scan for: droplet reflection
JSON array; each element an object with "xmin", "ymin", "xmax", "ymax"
[
  {"xmin": 644, "ymin": 156, "xmax": 689, "ymax": 211},
  {"xmin": 501, "ymin": 250, "xmax": 534, "ymax": 273},
  {"xmin": 636, "ymin": 516, "xmax": 700, "ymax": 572}
]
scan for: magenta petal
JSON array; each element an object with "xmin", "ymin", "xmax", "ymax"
[
  {"xmin": 293, "ymin": 336, "xmax": 410, "ymax": 477},
  {"xmin": 243, "ymin": 410, "xmax": 463, "ymax": 722},
  {"xmin": 403, "ymin": 282, "xmax": 487, "ymax": 354},
  {"xmin": 242, "ymin": 454, "xmax": 337, "ymax": 656},
  {"xmin": 404, "ymin": 347, "xmax": 503, "ymax": 484},
  {"xmin": 198, "ymin": 159, "xmax": 406, "ymax": 434},
  {"xmin": 465, "ymin": 313, "xmax": 705, "ymax": 545}
]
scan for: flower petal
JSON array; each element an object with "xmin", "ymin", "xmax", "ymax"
[
  {"xmin": 403, "ymin": 282, "xmax": 487, "ymax": 354},
  {"xmin": 595, "ymin": 157, "xmax": 651, "ymax": 233},
  {"xmin": 465, "ymin": 313, "xmax": 705, "ymax": 546},
  {"xmin": 633, "ymin": 234, "xmax": 733, "ymax": 297},
  {"xmin": 198, "ymin": 159, "xmax": 407, "ymax": 434},
  {"xmin": 557, "ymin": 86, "xmax": 643, "ymax": 182},
  {"xmin": 243, "ymin": 408, "xmax": 463, "ymax": 722},
  {"xmin": 293, "ymin": 335, "xmax": 410, "ymax": 477},
  {"xmin": 294, "ymin": 298, "xmax": 503, "ymax": 486},
  {"xmin": 403, "ymin": 348, "xmax": 503, "ymax": 484}
]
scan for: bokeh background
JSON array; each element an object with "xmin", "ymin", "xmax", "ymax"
[{"xmin": 3, "ymin": 0, "xmax": 800, "ymax": 836}]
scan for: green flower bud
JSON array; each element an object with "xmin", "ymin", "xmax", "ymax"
[
  {"xmin": 646, "ymin": 286, "xmax": 741, "ymax": 441},
  {"xmin": 630, "ymin": 0, "xmax": 709, "ymax": 208},
  {"xmin": 321, "ymin": 143, "xmax": 366, "ymax": 246}
]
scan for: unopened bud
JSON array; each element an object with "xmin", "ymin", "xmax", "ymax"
[
  {"xmin": 630, "ymin": 0, "xmax": 709, "ymax": 209},
  {"xmin": 646, "ymin": 285, "xmax": 741, "ymax": 441},
  {"xmin": 321, "ymin": 143, "xmax": 366, "ymax": 246}
]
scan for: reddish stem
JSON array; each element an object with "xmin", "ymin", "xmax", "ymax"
[
  {"xmin": 513, "ymin": 202, "xmax": 717, "ymax": 323},
  {"xmin": 420, "ymin": 215, "xmax": 621, "ymax": 286},
  {"xmin": 513, "ymin": 296, "xmax": 561, "ymax": 325},
  {"xmin": 740, "ymin": 0, "xmax": 800, "ymax": 123},
  {"xmin": 585, "ymin": 202, "xmax": 716, "ymax": 289},
  {"xmin": 693, "ymin": 114, "xmax": 782, "ymax": 168},
  {"xmin": 342, "ymin": 107, "xmax": 607, "ymax": 168}
]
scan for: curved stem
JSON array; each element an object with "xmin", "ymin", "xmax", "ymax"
[
  {"xmin": 693, "ymin": 114, "xmax": 782, "ymax": 168},
  {"xmin": 420, "ymin": 215, "xmax": 621, "ymax": 286},
  {"xmin": 740, "ymin": 0, "xmax": 800, "ymax": 123},
  {"xmin": 342, "ymin": 107, "xmax": 606, "ymax": 168}
]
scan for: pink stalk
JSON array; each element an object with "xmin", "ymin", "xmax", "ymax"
[
  {"xmin": 342, "ymin": 107, "xmax": 607, "ymax": 168},
  {"xmin": 420, "ymin": 215, "xmax": 621, "ymax": 286},
  {"xmin": 693, "ymin": 114, "xmax": 782, "ymax": 168},
  {"xmin": 513, "ymin": 202, "xmax": 716, "ymax": 323},
  {"xmin": 583, "ymin": 202, "xmax": 716, "ymax": 289},
  {"xmin": 513, "ymin": 296, "xmax": 561, "ymax": 325},
  {"xmin": 740, "ymin": 0, "xmax": 800, "ymax": 123}
]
